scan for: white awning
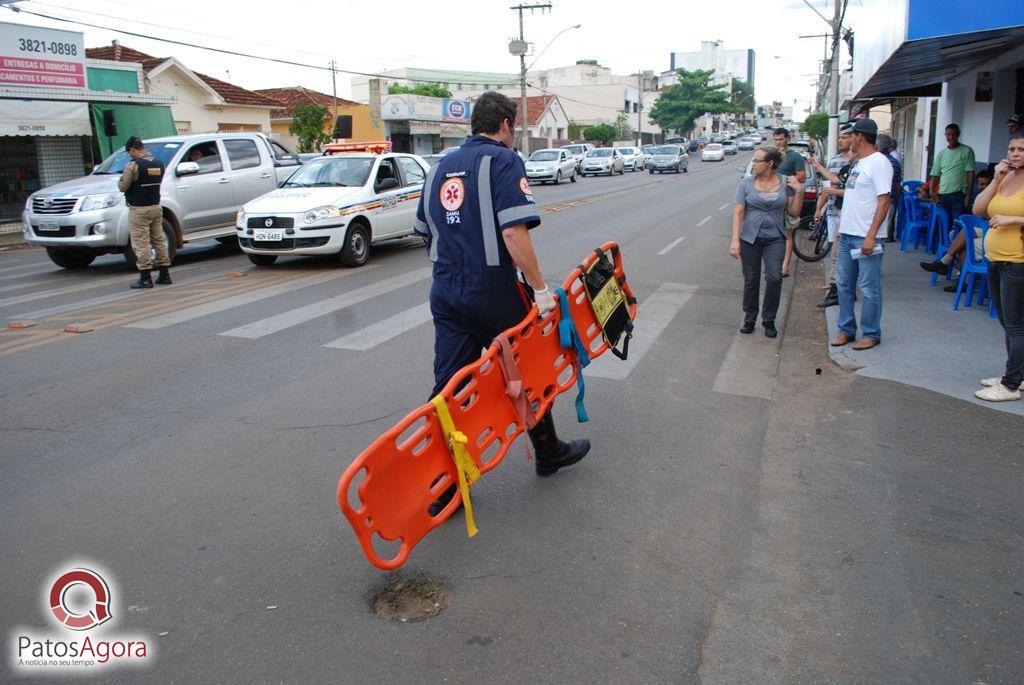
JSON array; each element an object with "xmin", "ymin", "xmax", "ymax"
[{"xmin": 0, "ymin": 100, "xmax": 91, "ymax": 137}]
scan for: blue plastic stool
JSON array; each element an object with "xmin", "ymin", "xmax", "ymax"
[
  {"xmin": 953, "ymin": 215, "xmax": 990, "ymax": 310},
  {"xmin": 901, "ymin": 197, "xmax": 932, "ymax": 252}
]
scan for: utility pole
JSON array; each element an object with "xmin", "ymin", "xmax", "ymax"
[
  {"xmin": 330, "ymin": 59, "xmax": 339, "ymax": 142},
  {"xmin": 637, "ymin": 71, "xmax": 643, "ymax": 147},
  {"xmin": 827, "ymin": 0, "xmax": 842, "ymax": 159},
  {"xmin": 510, "ymin": 3, "xmax": 551, "ymax": 156}
]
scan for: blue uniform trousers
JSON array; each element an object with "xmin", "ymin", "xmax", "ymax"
[{"xmin": 430, "ymin": 275, "xmax": 530, "ymax": 398}]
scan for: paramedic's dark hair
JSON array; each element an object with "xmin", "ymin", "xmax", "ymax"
[{"xmin": 471, "ymin": 92, "xmax": 517, "ymax": 135}]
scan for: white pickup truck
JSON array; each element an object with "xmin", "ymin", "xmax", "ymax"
[{"xmin": 21, "ymin": 132, "xmax": 302, "ymax": 269}]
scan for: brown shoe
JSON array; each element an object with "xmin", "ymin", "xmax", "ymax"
[
  {"xmin": 830, "ymin": 333, "xmax": 854, "ymax": 347},
  {"xmin": 852, "ymin": 338, "xmax": 880, "ymax": 350}
]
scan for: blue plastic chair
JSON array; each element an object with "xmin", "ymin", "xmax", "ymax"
[
  {"xmin": 924, "ymin": 205, "xmax": 949, "ymax": 255},
  {"xmin": 930, "ymin": 216, "xmax": 960, "ymax": 287},
  {"xmin": 901, "ymin": 196, "xmax": 932, "ymax": 252},
  {"xmin": 953, "ymin": 215, "xmax": 990, "ymax": 310},
  {"xmin": 896, "ymin": 180, "xmax": 923, "ymax": 240}
]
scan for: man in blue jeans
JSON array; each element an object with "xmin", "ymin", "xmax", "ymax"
[{"xmin": 831, "ymin": 118, "xmax": 893, "ymax": 351}]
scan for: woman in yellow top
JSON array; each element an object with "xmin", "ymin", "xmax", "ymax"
[{"xmin": 971, "ymin": 130, "xmax": 1024, "ymax": 402}]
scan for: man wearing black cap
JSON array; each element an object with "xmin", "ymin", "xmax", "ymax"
[
  {"xmin": 1007, "ymin": 113, "xmax": 1022, "ymax": 137},
  {"xmin": 830, "ymin": 118, "xmax": 892, "ymax": 352},
  {"xmin": 118, "ymin": 136, "xmax": 171, "ymax": 289}
]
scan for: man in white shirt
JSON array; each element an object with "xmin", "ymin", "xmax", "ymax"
[{"xmin": 830, "ymin": 118, "xmax": 893, "ymax": 351}]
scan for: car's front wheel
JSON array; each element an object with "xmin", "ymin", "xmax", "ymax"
[
  {"xmin": 46, "ymin": 247, "xmax": 95, "ymax": 269},
  {"xmin": 339, "ymin": 221, "xmax": 370, "ymax": 267}
]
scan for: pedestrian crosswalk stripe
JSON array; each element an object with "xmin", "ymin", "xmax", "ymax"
[
  {"xmin": 126, "ymin": 269, "xmax": 363, "ymax": 330},
  {"xmin": 220, "ymin": 267, "xmax": 433, "ymax": 340},
  {"xmin": 586, "ymin": 282, "xmax": 697, "ymax": 380},
  {"xmin": 0, "ymin": 262, "xmax": 52, "ymax": 276},
  {"xmin": 323, "ymin": 301, "xmax": 432, "ymax": 350}
]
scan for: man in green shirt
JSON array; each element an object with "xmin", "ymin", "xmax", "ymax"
[
  {"xmin": 773, "ymin": 127, "xmax": 806, "ymax": 276},
  {"xmin": 929, "ymin": 123, "xmax": 975, "ymax": 222}
]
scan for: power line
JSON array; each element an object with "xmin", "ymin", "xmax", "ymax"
[{"xmin": 4, "ymin": 5, "xmax": 520, "ymax": 87}]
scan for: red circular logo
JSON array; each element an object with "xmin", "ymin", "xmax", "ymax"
[
  {"xmin": 49, "ymin": 568, "xmax": 112, "ymax": 631},
  {"xmin": 519, "ymin": 177, "xmax": 533, "ymax": 196},
  {"xmin": 439, "ymin": 178, "xmax": 464, "ymax": 211}
]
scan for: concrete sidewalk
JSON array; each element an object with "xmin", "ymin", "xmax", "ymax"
[{"xmin": 824, "ymin": 242, "xmax": 1023, "ymax": 417}]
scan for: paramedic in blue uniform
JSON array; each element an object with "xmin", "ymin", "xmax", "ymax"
[{"xmin": 415, "ymin": 91, "xmax": 590, "ymax": 482}]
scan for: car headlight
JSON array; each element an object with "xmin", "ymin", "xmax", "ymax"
[
  {"xmin": 303, "ymin": 205, "xmax": 341, "ymax": 224},
  {"xmin": 236, "ymin": 208, "xmax": 246, "ymax": 225},
  {"xmin": 79, "ymin": 193, "xmax": 122, "ymax": 212}
]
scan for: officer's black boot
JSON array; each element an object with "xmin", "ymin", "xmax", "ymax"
[
  {"xmin": 130, "ymin": 270, "xmax": 153, "ymax": 289},
  {"xmin": 154, "ymin": 267, "xmax": 172, "ymax": 285},
  {"xmin": 529, "ymin": 412, "xmax": 591, "ymax": 477}
]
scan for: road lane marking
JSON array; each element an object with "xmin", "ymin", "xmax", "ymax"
[
  {"xmin": 323, "ymin": 301, "xmax": 432, "ymax": 350},
  {"xmin": 0, "ymin": 262, "xmax": 50, "ymax": 276},
  {"xmin": 657, "ymin": 237, "xmax": 686, "ymax": 256},
  {"xmin": 711, "ymin": 275, "xmax": 794, "ymax": 400},
  {"xmin": 586, "ymin": 282, "xmax": 697, "ymax": 380},
  {"xmin": 0, "ymin": 267, "xmax": 57, "ymax": 283},
  {"xmin": 718, "ymin": 203, "xmax": 730, "ymax": 211},
  {"xmin": 220, "ymin": 267, "xmax": 433, "ymax": 339},
  {"xmin": 0, "ymin": 261, "xmax": 213, "ymax": 309},
  {"xmin": 126, "ymin": 269, "xmax": 364, "ymax": 330},
  {"xmin": 697, "ymin": 215, "xmax": 712, "ymax": 227}
]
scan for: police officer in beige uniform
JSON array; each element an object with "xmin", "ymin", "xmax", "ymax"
[{"xmin": 118, "ymin": 136, "xmax": 171, "ymax": 289}]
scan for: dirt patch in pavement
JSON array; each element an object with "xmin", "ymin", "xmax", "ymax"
[{"xmin": 370, "ymin": 571, "xmax": 452, "ymax": 622}]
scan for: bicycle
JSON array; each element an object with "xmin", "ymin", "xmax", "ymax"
[{"xmin": 792, "ymin": 215, "xmax": 832, "ymax": 262}]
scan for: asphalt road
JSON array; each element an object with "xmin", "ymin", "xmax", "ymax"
[{"xmin": 2, "ymin": 151, "xmax": 1021, "ymax": 684}]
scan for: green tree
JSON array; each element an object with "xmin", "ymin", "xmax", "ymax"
[
  {"xmin": 567, "ymin": 121, "xmax": 584, "ymax": 140},
  {"xmin": 288, "ymin": 103, "xmax": 332, "ymax": 153},
  {"xmin": 648, "ymin": 68, "xmax": 743, "ymax": 137},
  {"xmin": 730, "ymin": 78, "xmax": 755, "ymax": 112},
  {"xmin": 614, "ymin": 110, "xmax": 632, "ymax": 141},
  {"xmin": 387, "ymin": 82, "xmax": 452, "ymax": 98},
  {"xmin": 801, "ymin": 112, "xmax": 829, "ymax": 140},
  {"xmin": 583, "ymin": 123, "xmax": 617, "ymax": 146}
]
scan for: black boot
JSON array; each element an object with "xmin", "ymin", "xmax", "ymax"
[
  {"xmin": 154, "ymin": 267, "xmax": 172, "ymax": 285},
  {"xmin": 130, "ymin": 270, "xmax": 153, "ymax": 289},
  {"xmin": 529, "ymin": 413, "xmax": 590, "ymax": 477}
]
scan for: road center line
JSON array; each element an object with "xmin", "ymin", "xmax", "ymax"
[
  {"xmin": 220, "ymin": 267, "xmax": 433, "ymax": 339},
  {"xmin": 657, "ymin": 237, "xmax": 686, "ymax": 256},
  {"xmin": 718, "ymin": 203, "xmax": 731, "ymax": 211},
  {"xmin": 697, "ymin": 215, "xmax": 712, "ymax": 227},
  {"xmin": 586, "ymin": 282, "xmax": 697, "ymax": 380}
]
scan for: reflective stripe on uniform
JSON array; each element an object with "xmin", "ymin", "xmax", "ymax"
[
  {"xmin": 422, "ymin": 164, "xmax": 440, "ymax": 262},
  {"xmin": 496, "ymin": 204, "xmax": 537, "ymax": 228},
  {"xmin": 413, "ymin": 218, "xmax": 429, "ymax": 236},
  {"xmin": 476, "ymin": 155, "xmax": 501, "ymax": 267}
]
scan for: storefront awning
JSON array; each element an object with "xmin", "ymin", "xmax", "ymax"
[
  {"xmin": 0, "ymin": 100, "xmax": 91, "ymax": 137},
  {"xmin": 855, "ymin": 26, "xmax": 1024, "ymax": 99}
]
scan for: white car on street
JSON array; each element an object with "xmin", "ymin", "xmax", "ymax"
[
  {"xmin": 616, "ymin": 147, "xmax": 644, "ymax": 172},
  {"xmin": 701, "ymin": 143, "xmax": 725, "ymax": 162},
  {"xmin": 580, "ymin": 148, "xmax": 625, "ymax": 176},
  {"xmin": 236, "ymin": 150, "xmax": 429, "ymax": 267},
  {"xmin": 525, "ymin": 148, "xmax": 578, "ymax": 184}
]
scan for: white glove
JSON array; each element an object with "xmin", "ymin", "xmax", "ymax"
[{"xmin": 534, "ymin": 286, "xmax": 557, "ymax": 316}]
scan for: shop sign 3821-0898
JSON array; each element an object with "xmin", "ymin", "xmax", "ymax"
[{"xmin": 0, "ymin": 21, "xmax": 86, "ymax": 89}]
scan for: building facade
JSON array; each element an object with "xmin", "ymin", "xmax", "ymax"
[
  {"xmin": 844, "ymin": 0, "xmax": 1024, "ymax": 182},
  {"xmin": 669, "ymin": 41, "xmax": 756, "ymax": 90},
  {"xmin": 253, "ymin": 86, "xmax": 378, "ymax": 152}
]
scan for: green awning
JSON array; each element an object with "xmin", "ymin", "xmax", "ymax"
[{"xmin": 90, "ymin": 104, "xmax": 176, "ymax": 159}]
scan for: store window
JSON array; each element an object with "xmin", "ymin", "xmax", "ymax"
[{"xmin": 0, "ymin": 136, "xmax": 39, "ymax": 223}]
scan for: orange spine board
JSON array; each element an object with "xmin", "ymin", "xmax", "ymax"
[{"xmin": 337, "ymin": 242, "xmax": 637, "ymax": 569}]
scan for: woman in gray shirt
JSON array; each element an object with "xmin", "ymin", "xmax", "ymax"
[{"xmin": 729, "ymin": 147, "xmax": 804, "ymax": 337}]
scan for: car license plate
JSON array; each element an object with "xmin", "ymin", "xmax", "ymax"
[
  {"xmin": 253, "ymin": 229, "xmax": 283, "ymax": 241},
  {"xmin": 39, "ymin": 221, "xmax": 60, "ymax": 231}
]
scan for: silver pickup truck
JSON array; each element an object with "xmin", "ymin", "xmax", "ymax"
[{"xmin": 21, "ymin": 132, "xmax": 302, "ymax": 269}]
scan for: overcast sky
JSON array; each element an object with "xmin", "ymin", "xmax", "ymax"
[{"xmin": 3, "ymin": 0, "xmax": 845, "ymax": 119}]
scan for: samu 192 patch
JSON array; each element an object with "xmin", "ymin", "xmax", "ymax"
[
  {"xmin": 440, "ymin": 178, "xmax": 465, "ymax": 211},
  {"xmin": 519, "ymin": 177, "xmax": 533, "ymax": 196}
]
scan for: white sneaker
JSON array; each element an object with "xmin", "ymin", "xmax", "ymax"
[
  {"xmin": 979, "ymin": 376, "xmax": 1002, "ymax": 387},
  {"xmin": 975, "ymin": 383, "xmax": 1021, "ymax": 402}
]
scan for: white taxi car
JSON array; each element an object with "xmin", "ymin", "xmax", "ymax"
[{"xmin": 236, "ymin": 143, "xmax": 428, "ymax": 267}]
